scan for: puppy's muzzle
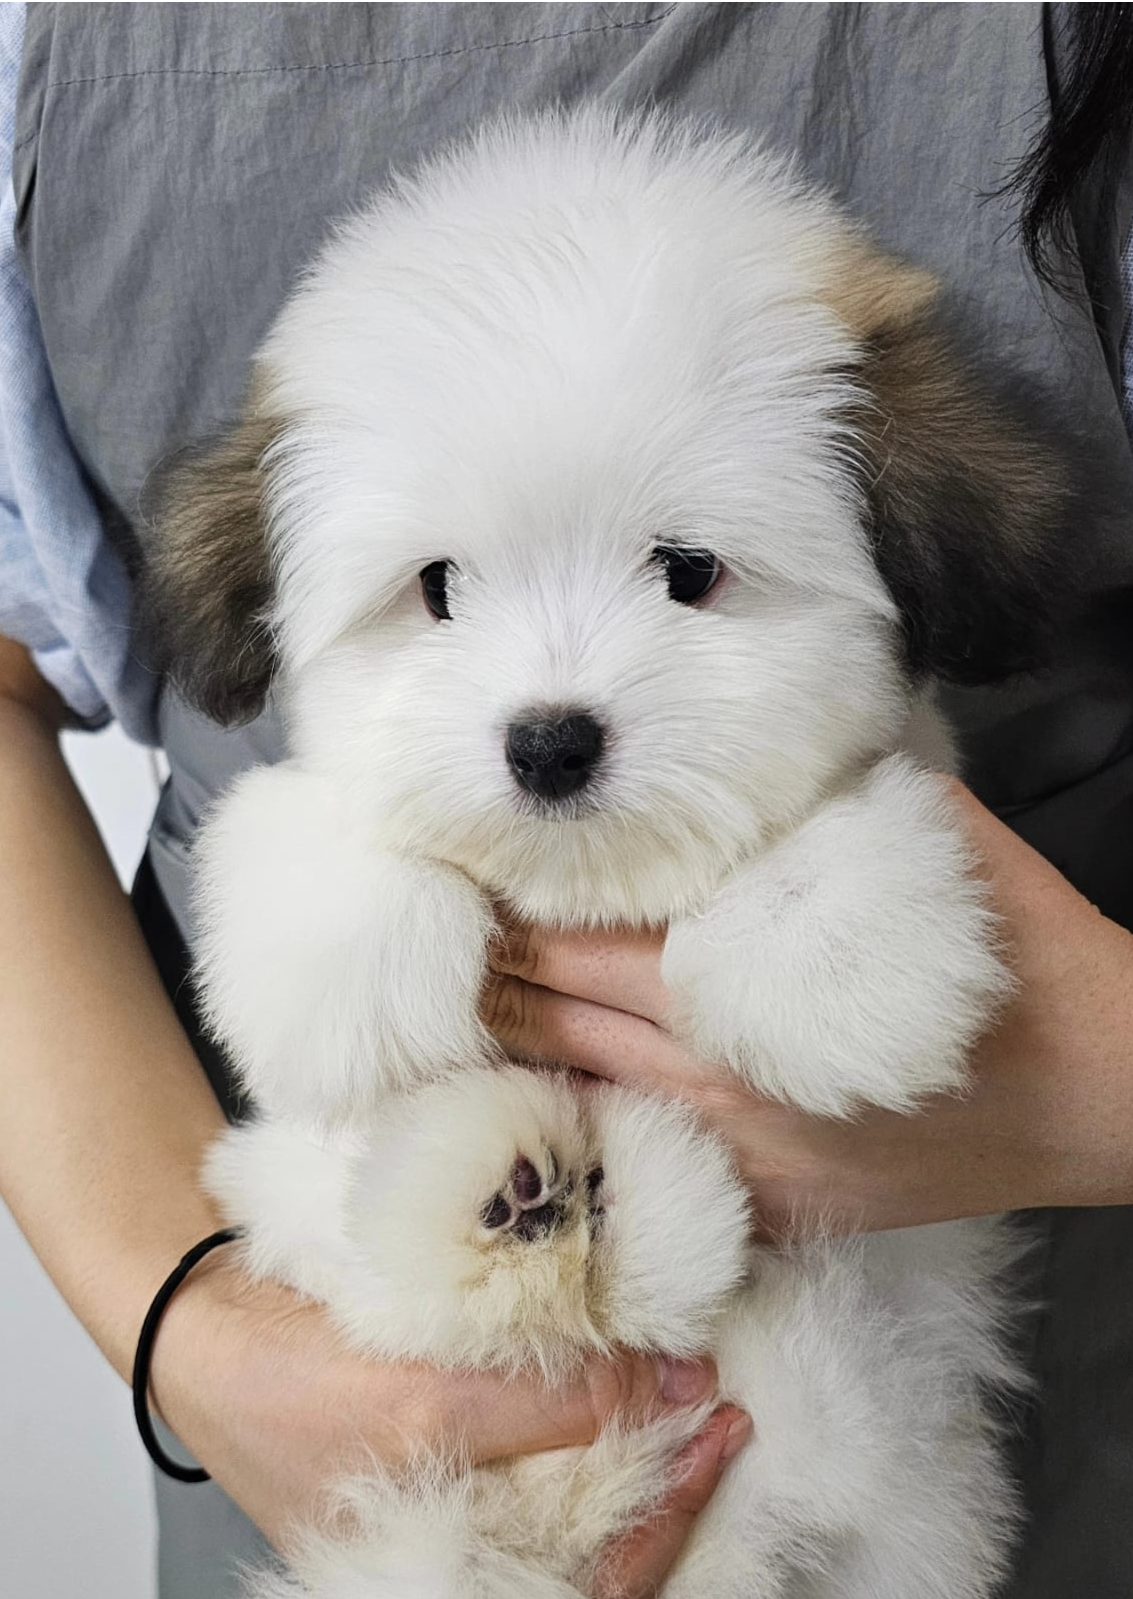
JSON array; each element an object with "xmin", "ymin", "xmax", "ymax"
[{"xmin": 506, "ymin": 711, "xmax": 604, "ymax": 803}]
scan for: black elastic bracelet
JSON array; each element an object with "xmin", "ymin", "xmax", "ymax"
[{"xmin": 131, "ymin": 1227, "xmax": 241, "ymax": 1483}]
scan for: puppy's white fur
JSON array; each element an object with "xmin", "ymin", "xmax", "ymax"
[
  {"xmin": 195, "ymin": 111, "xmax": 925, "ymax": 1125},
  {"xmin": 208, "ymin": 1081, "xmax": 1016, "ymax": 1599},
  {"xmin": 663, "ymin": 754, "xmax": 1012, "ymax": 1116},
  {"xmin": 196, "ymin": 764, "xmax": 496, "ymax": 1119},
  {"xmin": 192, "ymin": 111, "xmax": 1022, "ymax": 1596}
]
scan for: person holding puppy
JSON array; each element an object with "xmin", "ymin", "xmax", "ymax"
[{"xmin": 2, "ymin": 6, "xmax": 1133, "ymax": 1598}]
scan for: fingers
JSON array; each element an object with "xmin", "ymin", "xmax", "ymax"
[
  {"xmin": 434, "ymin": 1352, "xmax": 718, "ymax": 1464},
  {"xmin": 481, "ymin": 974, "xmax": 709, "ymax": 1095},
  {"xmin": 591, "ymin": 1406, "xmax": 752, "ymax": 1598},
  {"xmin": 492, "ymin": 920, "xmax": 671, "ymax": 1026}
]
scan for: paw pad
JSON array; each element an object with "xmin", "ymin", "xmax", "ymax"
[
  {"xmin": 512, "ymin": 1157, "xmax": 544, "ymax": 1205},
  {"xmin": 481, "ymin": 1151, "xmax": 567, "ymax": 1240}
]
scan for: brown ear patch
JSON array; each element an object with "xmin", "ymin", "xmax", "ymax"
[
  {"xmin": 141, "ymin": 395, "xmax": 283, "ymax": 725},
  {"xmin": 823, "ymin": 242, "xmax": 1074, "ymax": 684},
  {"xmin": 822, "ymin": 238, "xmax": 939, "ymax": 343}
]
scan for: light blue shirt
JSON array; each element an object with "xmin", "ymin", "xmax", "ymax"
[
  {"xmin": 0, "ymin": 1, "xmax": 1129, "ymax": 746},
  {"xmin": 0, "ymin": 1, "xmax": 157, "ymax": 741}
]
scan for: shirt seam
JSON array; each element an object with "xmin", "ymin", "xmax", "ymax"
[{"xmin": 41, "ymin": 7, "xmax": 678, "ymax": 90}]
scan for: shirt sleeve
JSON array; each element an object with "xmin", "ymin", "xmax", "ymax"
[{"xmin": 0, "ymin": 0, "xmax": 157, "ymax": 740}]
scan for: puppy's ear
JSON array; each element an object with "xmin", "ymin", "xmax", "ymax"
[
  {"xmin": 828, "ymin": 244, "xmax": 1073, "ymax": 685},
  {"xmin": 143, "ymin": 396, "xmax": 281, "ymax": 725}
]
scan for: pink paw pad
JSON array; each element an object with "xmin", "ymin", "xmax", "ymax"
[{"xmin": 481, "ymin": 1151, "xmax": 565, "ymax": 1240}]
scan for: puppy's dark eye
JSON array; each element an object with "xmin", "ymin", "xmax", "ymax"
[
  {"xmin": 420, "ymin": 561, "xmax": 453, "ymax": 620},
  {"xmin": 652, "ymin": 546, "xmax": 721, "ymax": 605}
]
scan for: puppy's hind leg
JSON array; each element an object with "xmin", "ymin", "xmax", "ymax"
[{"xmin": 201, "ymin": 1118, "xmax": 360, "ymax": 1308}]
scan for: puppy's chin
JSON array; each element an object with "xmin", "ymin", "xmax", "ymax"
[
  {"xmin": 442, "ymin": 812, "xmax": 753, "ymax": 928},
  {"xmin": 364, "ymin": 749, "xmax": 883, "ymax": 928}
]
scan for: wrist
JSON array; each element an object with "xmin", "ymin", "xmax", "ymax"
[
  {"xmin": 144, "ymin": 1251, "xmax": 408, "ymax": 1545},
  {"xmin": 83, "ymin": 1194, "xmax": 229, "ymax": 1385},
  {"xmin": 143, "ymin": 1249, "xmax": 292, "ymax": 1530},
  {"xmin": 146, "ymin": 1245, "xmax": 264, "ymax": 1435}
]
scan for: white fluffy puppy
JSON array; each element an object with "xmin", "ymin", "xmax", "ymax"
[{"xmin": 149, "ymin": 110, "xmax": 1073, "ymax": 1595}]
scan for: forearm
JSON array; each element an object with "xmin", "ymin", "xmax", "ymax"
[{"xmin": 0, "ymin": 687, "xmax": 226, "ymax": 1384}]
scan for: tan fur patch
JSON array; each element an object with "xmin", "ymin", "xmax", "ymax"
[{"xmin": 820, "ymin": 235, "xmax": 939, "ymax": 343}]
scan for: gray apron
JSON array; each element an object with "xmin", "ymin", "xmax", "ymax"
[{"xmin": 13, "ymin": 5, "xmax": 1133, "ymax": 1594}]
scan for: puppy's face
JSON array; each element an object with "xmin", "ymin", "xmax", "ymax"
[
  {"xmin": 152, "ymin": 113, "xmax": 1070, "ymax": 924},
  {"xmin": 279, "ymin": 338, "xmax": 904, "ymax": 924}
]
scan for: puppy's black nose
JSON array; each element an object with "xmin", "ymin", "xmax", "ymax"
[{"xmin": 506, "ymin": 712, "xmax": 604, "ymax": 802}]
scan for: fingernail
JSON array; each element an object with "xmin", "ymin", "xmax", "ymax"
[
  {"xmin": 719, "ymin": 1410, "xmax": 753, "ymax": 1462},
  {"xmin": 657, "ymin": 1358, "xmax": 715, "ymax": 1405}
]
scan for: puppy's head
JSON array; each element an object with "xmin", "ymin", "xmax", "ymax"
[{"xmin": 148, "ymin": 112, "xmax": 1073, "ymax": 922}]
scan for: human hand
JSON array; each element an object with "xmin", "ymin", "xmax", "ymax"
[
  {"xmin": 150, "ymin": 1251, "xmax": 748, "ymax": 1596},
  {"xmin": 483, "ymin": 782, "xmax": 1133, "ymax": 1235}
]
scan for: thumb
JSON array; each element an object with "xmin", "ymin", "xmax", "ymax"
[
  {"xmin": 444, "ymin": 1354, "xmax": 718, "ymax": 1463},
  {"xmin": 592, "ymin": 1406, "xmax": 751, "ymax": 1598}
]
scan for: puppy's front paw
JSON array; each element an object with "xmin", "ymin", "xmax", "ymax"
[
  {"xmin": 194, "ymin": 762, "xmax": 496, "ymax": 1124},
  {"xmin": 663, "ymin": 756, "xmax": 1013, "ymax": 1116}
]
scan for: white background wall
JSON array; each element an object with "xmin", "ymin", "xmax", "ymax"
[{"xmin": 0, "ymin": 725, "xmax": 159, "ymax": 1598}]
